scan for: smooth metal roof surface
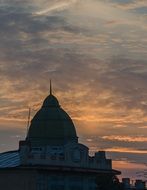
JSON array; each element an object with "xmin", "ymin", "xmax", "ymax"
[{"xmin": 0, "ymin": 151, "xmax": 20, "ymax": 168}]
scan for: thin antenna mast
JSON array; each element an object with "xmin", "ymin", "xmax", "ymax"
[{"xmin": 27, "ymin": 107, "xmax": 31, "ymax": 135}]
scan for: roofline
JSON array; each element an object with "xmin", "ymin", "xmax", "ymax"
[
  {"xmin": 0, "ymin": 150, "xmax": 18, "ymax": 154},
  {"xmin": 0, "ymin": 165, "xmax": 121, "ymax": 175}
]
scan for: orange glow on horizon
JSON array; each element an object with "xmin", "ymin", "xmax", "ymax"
[{"xmin": 106, "ymin": 147, "xmax": 147, "ymax": 154}]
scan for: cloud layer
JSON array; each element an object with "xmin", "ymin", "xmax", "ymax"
[{"xmin": 0, "ymin": 0, "xmax": 147, "ymax": 179}]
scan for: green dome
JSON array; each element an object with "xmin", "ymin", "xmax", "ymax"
[
  {"xmin": 27, "ymin": 94, "xmax": 78, "ymax": 146},
  {"xmin": 43, "ymin": 94, "xmax": 59, "ymax": 107}
]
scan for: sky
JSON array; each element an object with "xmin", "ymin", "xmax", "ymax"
[{"xmin": 0, "ymin": 0, "xmax": 147, "ymax": 180}]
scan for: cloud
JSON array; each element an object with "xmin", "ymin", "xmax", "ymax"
[
  {"xmin": 110, "ymin": 0, "xmax": 147, "ymax": 11},
  {"xmin": 102, "ymin": 135, "xmax": 147, "ymax": 143},
  {"xmin": 0, "ymin": 0, "xmax": 147, "ymax": 176},
  {"xmin": 113, "ymin": 160, "xmax": 147, "ymax": 180},
  {"xmin": 33, "ymin": 0, "xmax": 78, "ymax": 16}
]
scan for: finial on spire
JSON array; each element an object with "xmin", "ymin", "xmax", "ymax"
[{"xmin": 50, "ymin": 79, "xmax": 52, "ymax": 95}]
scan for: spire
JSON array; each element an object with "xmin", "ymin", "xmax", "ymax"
[{"xmin": 50, "ymin": 79, "xmax": 52, "ymax": 95}]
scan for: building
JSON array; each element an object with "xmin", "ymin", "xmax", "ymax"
[
  {"xmin": 0, "ymin": 84, "xmax": 120, "ymax": 190},
  {"xmin": 122, "ymin": 178, "xmax": 147, "ymax": 190}
]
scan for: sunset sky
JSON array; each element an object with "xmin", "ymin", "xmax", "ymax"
[{"xmin": 0, "ymin": 0, "xmax": 147, "ymax": 180}]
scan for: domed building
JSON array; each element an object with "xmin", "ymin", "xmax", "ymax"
[
  {"xmin": 27, "ymin": 90, "xmax": 78, "ymax": 146},
  {"xmin": 0, "ymin": 84, "xmax": 120, "ymax": 190}
]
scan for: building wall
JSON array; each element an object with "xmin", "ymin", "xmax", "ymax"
[
  {"xmin": 0, "ymin": 169, "xmax": 37, "ymax": 190},
  {"xmin": 0, "ymin": 167, "xmax": 121, "ymax": 190},
  {"xmin": 20, "ymin": 141, "xmax": 112, "ymax": 170},
  {"xmin": 37, "ymin": 171, "xmax": 97, "ymax": 190},
  {"xmin": 0, "ymin": 168, "xmax": 97, "ymax": 190}
]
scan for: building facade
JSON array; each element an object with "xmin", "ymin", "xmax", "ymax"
[
  {"xmin": 0, "ymin": 86, "xmax": 120, "ymax": 190},
  {"xmin": 122, "ymin": 178, "xmax": 147, "ymax": 190}
]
